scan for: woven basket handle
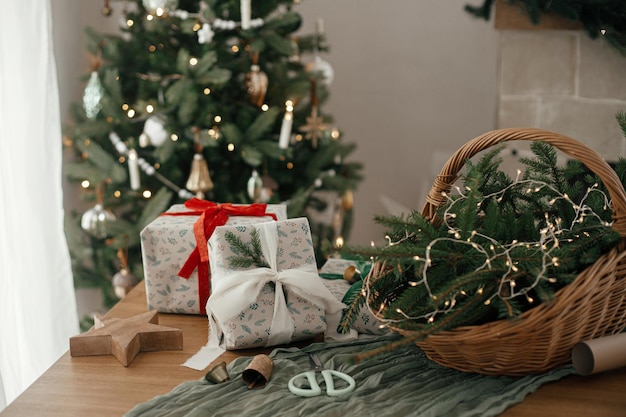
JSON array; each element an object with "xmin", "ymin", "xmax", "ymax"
[{"xmin": 422, "ymin": 128, "xmax": 626, "ymax": 237}]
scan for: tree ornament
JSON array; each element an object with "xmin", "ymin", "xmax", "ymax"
[
  {"xmin": 139, "ymin": 115, "xmax": 168, "ymax": 147},
  {"xmin": 83, "ymin": 70, "xmax": 104, "ymax": 120},
  {"xmin": 127, "ymin": 149, "xmax": 141, "ymax": 190},
  {"xmin": 142, "ymin": 0, "xmax": 179, "ymax": 14},
  {"xmin": 247, "ymin": 169, "xmax": 263, "ymax": 202},
  {"xmin": 260, "ymin": 174, "xmax": 278, "ymax": 203},
  {"xmin": 240, "ymin": 0, "xmax": 252, "ymax": 30},
  {"xmin": 112, "ymin": 248, "xmax": 138, "ymax": 299},
  {"xmin": 299, "ymin": 78, "xmax": 327, "ymax": 148},
  {"xmin": 81, "ymin": 203, "xmax": 117, "ymax": 239},
  {"xmin": 101, "ymin": 0, "xmax": 113, "ymax": 16},
  {"xmin": 342, "ymin": 189, "xmax": 354, "ymax": 210},
  {"xmin": 306, "ymin": 18, "xmax": 334, "ymax": 85},
  {"xmin": 278, "ymin": 101, "xmax": 294, "ymax": 149},
  {"xmin": 306, "ymin": 56, "xmax": 334, "ymax": 85},
  {"xmin": 185, "ymin": 146, "xmax": 214, "ymax": 199},
  {"xmin": 197, "ymin": 23, "xmax": 215, "ymax": 44},
  {"xmin": 245, "ymin": 52, "xmax": 268, "ymax": 107}
]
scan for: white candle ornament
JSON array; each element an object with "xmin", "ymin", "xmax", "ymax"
[
  {"xmin": 240, "ymin": 0, "xmax": 251, "ymax": 30},
  {"xmin": 278, "ymin": 103, "xmax": 293, "ymax": 149},
  {"xmin": 128, "ymin": 149, "xmax": 141, "ymax": 190}
]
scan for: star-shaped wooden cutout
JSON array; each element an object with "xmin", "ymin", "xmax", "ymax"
[{"xmin": 69, "ymin": 310, "xmax": 183, "ymax": 366}]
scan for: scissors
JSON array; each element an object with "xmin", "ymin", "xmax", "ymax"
[{"xmin": 288, "ymin": 353, "xmax": 356, "ymax": 397}]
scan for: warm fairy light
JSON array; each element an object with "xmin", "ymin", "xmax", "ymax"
[
  {"xmin": 122, "ymin": 103, "xmax": 129, "ymax": 111},
  {"xmin": 335, "ymin": 236, "xmax": 344, "ymax": 248},
  {"xmin": 81, "ymin": 180, "xmax": 90, "ymax": 189},
  {"xmin": 208, "ymin": 128, "xmax": 217, "ymax": 137},
  {"xmin": 142, "ymin": 190, "xmax": 152, "ymax": 198},
  {"xmin": 204, "ymin": 88, "xmax": 211, "ymax": 95},
  {"xmin": 227, "ymin": 143, "xmax": 235, "ymax": 152},
  {"xmin": 261, "ymin": 104, "xmax": 269, "ymax": 111},
  {"xmin": 155, "ymin": 7, "xmax": 164, "ymax": 16},
  {"xmin": 362, "ymin": 175, "xmax": 614, "ymax": 329},
  {"xmin": 127, "ymin": 19, "xmax": 134, "ymax": 27},
  {"xmin": 146, "ymin": 14, "xmax": 154, "ymax": 21},
  {"xmin": 127, "ymin": 109, "xmax": 136, "ymax": 118},
  {"xmin": 189, "ymin": 57, "xmax": 198, "ymax": 66},
  {"xmin": 287, "ymin": 162, "xmax": 294, "ymax": 169},
  {"xmin": 331, "ymin": 128, "xmax": 340, "ymax": 140},
  {"xmin": 231, "ymin": 45, "xmax": 239, "ymax": 53},
  {"xmin": 170, "ymin": 134, "xmax": 179, "ymax": 141},
  {"xmin": 214, "ymin": 115, "xmax": 222, "ymax": 123},
  {"xmin": 146, "ymin": 104, "xmax": 154, "ymax": 113},
  {"xmin": 601, "ymin": 29, "xmax": 607, "ymax": 35},
  {"xmin": 193, "ymin": 22, "xmax": 202, "ymax": 31},
  {"xmin": 118, "ymin": 156, "xmax": 126, "ymax": 163},
  {"xmin": 113, "ymin": 190, "xmax": 121, "ymax": 198},
  {"xmin": 285, "ymin": 100, "xmax": 294, "ymax": 111},
  {"xmin": 295, "ymin": 134, "xmax": 303, "ymax": 142}
]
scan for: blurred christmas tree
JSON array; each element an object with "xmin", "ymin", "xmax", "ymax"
[{"xmin": 64, "ymin": 0, "xmax": 363, "ymax": 309}]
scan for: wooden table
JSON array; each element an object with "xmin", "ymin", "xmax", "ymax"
[{"xmin": 2, "ymin": 284, "xmax": 626, "ymax": 417}]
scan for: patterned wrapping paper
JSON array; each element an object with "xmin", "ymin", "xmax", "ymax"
[
  {"xmin": 206, "ymin": 218, "xmax": 345, "ymax": 350},
  {"xmin": 319, "ymin": 258, "xmax": 388, "ymax": 336},
  {"xmin": 140, "ymin": 203, "xmax": 286, "ymax": 315}
]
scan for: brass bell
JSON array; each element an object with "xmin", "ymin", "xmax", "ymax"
[
  {"xmin": 186, "ymin": 153, "xmax": 214, "ymax": 199},
  {"xmin": 205, "ymin": 361, "xmax": 230, "ymax": 384}
]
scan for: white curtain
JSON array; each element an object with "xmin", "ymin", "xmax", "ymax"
[{"xmin": 0, "ymin": 0, "xmax": 79, "ymax": 410}]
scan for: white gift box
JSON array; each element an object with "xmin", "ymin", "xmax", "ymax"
[{"xmin": 206, "ymin": 218, "xmax": 345, "ymax": 350}]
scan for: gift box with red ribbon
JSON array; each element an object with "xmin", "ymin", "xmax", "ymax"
[{"xmin": 140, "ymin": 199, "xmax": 287, "ymax": 315}]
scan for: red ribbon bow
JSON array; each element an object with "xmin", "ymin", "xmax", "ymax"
[{"xmin": 161, "ymin": 198, "xmax": 278, "ymax": 314}]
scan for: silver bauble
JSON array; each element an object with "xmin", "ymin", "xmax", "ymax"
[{"xmin": 80, "ymin": 204, "xmax": 117, "ymax": 239}]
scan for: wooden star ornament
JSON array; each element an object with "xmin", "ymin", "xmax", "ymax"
[{"xmin": 69, "ymin": 310, "xmax": 183, "ymax": 366}]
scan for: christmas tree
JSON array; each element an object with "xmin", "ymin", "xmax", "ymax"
[{"xmin": 64, "ymin": 0, "xmax": 362, "ymax": 311}]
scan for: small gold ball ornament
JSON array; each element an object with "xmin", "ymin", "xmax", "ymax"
[{"xmin": 342, "ymin": 190, "xmax": 354, "ymax": 210}]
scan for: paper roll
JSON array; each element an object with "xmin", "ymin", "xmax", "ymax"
[{"xmin": 571, "ymin": 332, "xmax": 626, "ymax": 376}]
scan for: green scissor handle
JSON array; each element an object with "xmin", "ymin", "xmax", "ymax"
[{"xmin": 288, "ymin": 369, "xmax": 356, "ymax": 397}]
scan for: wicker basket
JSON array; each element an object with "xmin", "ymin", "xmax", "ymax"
[{"xmin": 385, "ymin": 128, "xmax": 626, "ymax": 376}]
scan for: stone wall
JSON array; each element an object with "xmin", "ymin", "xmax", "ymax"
[{"xmin": 497, "ymin": 28, "xmax": 626, "ymax": 159}]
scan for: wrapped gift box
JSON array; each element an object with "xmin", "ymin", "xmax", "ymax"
[
  {"xmin": 206, "ymin": 218, "xmax": 345, "ymax": 350},
  {"xmin": 140, "ymin": 200, "xmax": 286, "ymax": 315},
  {"xmin": 319, "ymin": 258, "xmax": 388, "ymax": 336}
]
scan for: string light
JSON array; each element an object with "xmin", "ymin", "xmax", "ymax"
[{"xmin": 360, "ymin": 175, "xmax": 613, "ymax": 328}]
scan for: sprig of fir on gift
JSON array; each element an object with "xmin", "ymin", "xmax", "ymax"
[
  {"xmin": 341, "ymin": 141, "xmax": 625, "ymax": 361},
  {"xmin": 225, "ymin": 229, "xmax": 270, "ymax": 269}
]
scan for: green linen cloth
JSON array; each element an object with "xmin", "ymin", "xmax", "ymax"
[{"xmin": 125, "ymin": 336, "xmax": 574, "ymax": 417}]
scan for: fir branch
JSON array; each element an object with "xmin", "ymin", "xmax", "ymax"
[{"xmin": 224, "ymin": 229, "xmax": 270, "ymax": 269}]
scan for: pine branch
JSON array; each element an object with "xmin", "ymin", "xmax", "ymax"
[{"xmin": 224, "ymin": 229, "xmax": 270, "ymax": 269}]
